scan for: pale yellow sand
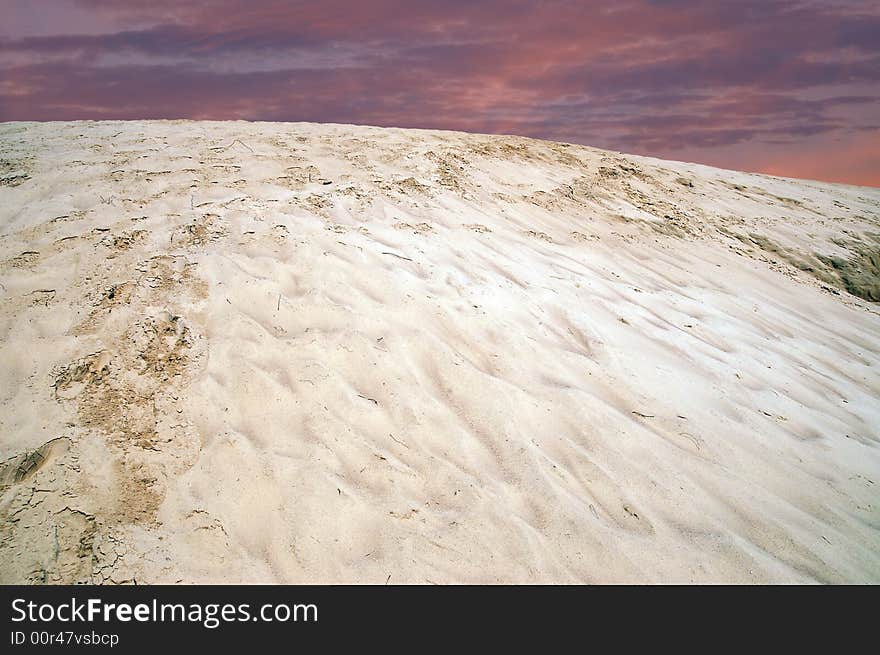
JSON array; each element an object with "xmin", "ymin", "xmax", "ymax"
[{"xmin": 1, "ymin": 120, "xmax": 879, "ymax": 584}]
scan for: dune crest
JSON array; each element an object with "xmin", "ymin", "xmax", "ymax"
[{"xmin": 1, "ymin": 120, "xmax": 879, "ymax": 583}]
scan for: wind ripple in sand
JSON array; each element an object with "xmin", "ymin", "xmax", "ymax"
[{"xmin": 0, "ymin": 120, "xmax": 879, "ymax": 583}]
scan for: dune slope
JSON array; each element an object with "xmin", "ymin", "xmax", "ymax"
[{"xmin": 1, "ymin": 120, "xmax": 879, "ymax": 583}]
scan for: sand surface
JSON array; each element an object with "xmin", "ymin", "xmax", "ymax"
[{"xmin": 1, "ymin": 120, "xmax": 879, "ymax": 583}]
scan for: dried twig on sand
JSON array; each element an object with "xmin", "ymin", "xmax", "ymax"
[
  {"xmin": 389, "ymin": 433, "xmax": 409, "ymax": 449},
  {"xmin": 381, "ymin": 251, "xmax": 413, "ymax": 262},
  {"xmin": 219, "ymin": 139, "xmax": 253, "ymax": 153}
]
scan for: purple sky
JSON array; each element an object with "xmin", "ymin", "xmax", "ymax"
[{"xmin": 2, "ymin": 0, "xmax": 879, "ymax": 186}]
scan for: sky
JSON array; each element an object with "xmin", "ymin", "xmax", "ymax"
[{"xmin": 1, "ymin": 0, "xmax": 879, "ymax": 186}]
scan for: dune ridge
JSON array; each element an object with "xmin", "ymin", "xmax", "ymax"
[{"xmin": 1, "ymin": 120, "xmax": 879, "ymax": 583}]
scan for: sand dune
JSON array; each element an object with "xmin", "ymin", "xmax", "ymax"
[{"xmin": 1, "ymin": 120, "xmax": 878, "ymax": 583}]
